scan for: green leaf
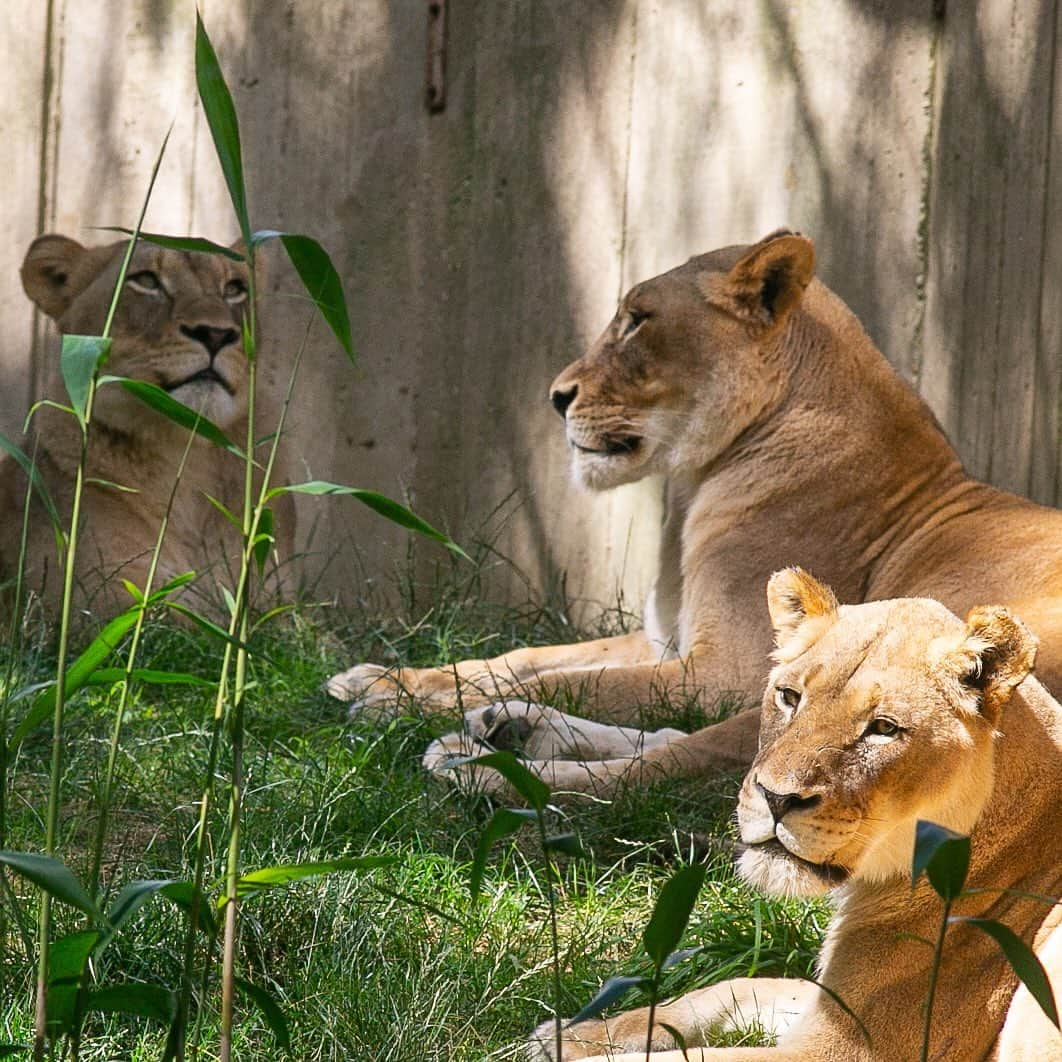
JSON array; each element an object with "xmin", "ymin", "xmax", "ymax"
[
  {"xmin": 158, "ymin": 880, "xmax": 217, "ymax": 937},
  {"xmin": 268, "ymin": 481, "xmax": 467, "ymax": 558},
  {"xmin": 146, "ymin": 570, "xmax": 199, "ymax": 603},
  {"xmin": 46, "ymin": 930, "xmax": 100, "ymax": 1034},
  {"xmin": 912, "ymin": 820, "xmax": 970, "ymax": 902},
  {"xmin": 85, "ymin": 668, "xmax": 213, "ymax": 689},
  {"xmin": 204, "ymin": 492, "xmax": 242, "ymax": 530},
  {"xmin": 224, "ymin": 856, "xmax": 398, "ymax": 908},
  {"xmin": 105, "ymin": 879, "xmax": 180, "ymax": 940},
  {"xmin": 463, "ymin": 751, "xmax": 551, "ymax": 810},
  {"xmin": 11, "ymin": 606, "xmax": 141, "ymax": 749},
  {"xmin": 253, "ymin": 231, "xmax": 353, "ymax": 359},
  {"xmin": 567, "ymin": 975, "xmax": 648, "ymax": 1025},
  {"xmin": 253, "ymin": 506, "xmax": 274, "ymax": 573},
  {"xmin": 642, "ymin": 863, "xmax": 708, "ymax": 969},
  {"xmin": 469, "ymin": 807, "xmax": 536, "ymax": 902},
  {"xmin": 97, "ymin": 227, "xmax": 244, "ymax": 261},
  {"xmin": 61, "ymin": 335, "xmax": 111, "ymax": 425},
  {"xmin": 163, "ymin": 603, "xmax": 259, "ymax": 658},
  {"xmin": 955, "ymin": 917, "xmax": 1060, "ymax": 1030},
  {"xmin": 195, "ymin": 13, "xmax": 250, "ymax": 244},
  {"xmin": 0, "ymin": 852, "xmax": 100, "ymax": 919},
  {"xmin": 88, "ymin": 983, "xmax": 177, "ymax": 1023},
  {"xmin": 101, "ymin": 376, "xmax": 243, "ymax": 456},
  {"xmin": 0, "ymin": 432, "xmax": 63, "ymax": 535},
  {"xmin": 544, "ymin": 833, "xmax": 587, "ymax": 858},
  {"xmin": 235, "ymin": 977, "xmax": 291, "ymax": 1051},
  {"xmin": 661, "ymin": 945, "xmax": 704, "ymax": 970}
]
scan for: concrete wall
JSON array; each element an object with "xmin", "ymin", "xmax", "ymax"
[{"xmin": 2, "ymin": 0, "xmax": 1059, "ymax": 617}]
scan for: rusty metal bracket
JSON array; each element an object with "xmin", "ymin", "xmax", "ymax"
[{"xmin": 426, "ymin": 0, "xmax": 447, "ymax": 114}]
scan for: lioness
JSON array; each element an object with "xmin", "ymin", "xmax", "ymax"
[
  {"xmin": 528, "ymin": 570, "xmax": 1062, "ymax": 1061},
  {"xmin": 0, "ymin": 234, "xmax": 292, "ymax": 625},
  {"xmin": 330, "ymin": 230, "xmax": 1062, "ymax": 793}
]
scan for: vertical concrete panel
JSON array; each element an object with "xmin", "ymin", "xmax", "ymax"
[
  {"xmin": 624, "ymin": 0, "xmax": 932, "ymax": 380},
  {"xmin": 0, "ymin": 2, "xmax": 49, "ymax": 437},
  {"xmin": 921, "ymin": 0, "xmax": 1056, "ymax": 498}
]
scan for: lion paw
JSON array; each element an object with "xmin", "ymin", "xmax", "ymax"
[
  {"xmin": 422, "ymin": 732, "xmax": 513, "ymax": 797},
  {"xmin": 325, "ymin": 663, "xmax": 404, "ymax": 720},
  {"xmin": 527, "ymin": 1017, "xmax": 618, "ymax": 1060}
]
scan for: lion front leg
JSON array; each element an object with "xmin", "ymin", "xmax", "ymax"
[
  {"xmin": 326, "ymin": 631, "xmax": 663, "ymax": 718},
  {"xmin": 528, "ymin": 977, "xmax": 817, "ymax": 1060}
]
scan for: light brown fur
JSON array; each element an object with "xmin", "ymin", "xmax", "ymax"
[
  {"xmin": 327, "ymin": 229, "xmax": 1062, "ymax": 798},
  {"xmin": 0, "ymin": 234, "xmax": 293, "ymax": 627},
  {"xmin": 527, "ymin": 572, "xmax": 1062, "ymax": 1060}
]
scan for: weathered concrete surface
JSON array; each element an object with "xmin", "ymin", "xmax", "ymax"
[{"xmin": 1, "ymin": 0, "xmax": 1059, "ymax": 616}]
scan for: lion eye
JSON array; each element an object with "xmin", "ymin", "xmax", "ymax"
[
  {"xmin": 127, "ymin": 270, "xmax": 162, "ymax": 293},
  {"xmin": 622, "ymin": 309, "xmax": 650, "ymax": 337},
  {"xmin": 775, "ymin": 686, "xmax": 801, "ymax": 711},
  {"xmin": 223, "ymin": 278, "xmax": 248, "ymax": 303},
  {"xmin": 864, "ymin": 718, "xmax": 901, "ymax": 740}
]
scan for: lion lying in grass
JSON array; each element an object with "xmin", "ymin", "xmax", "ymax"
[
  {"xmin": 330, "ymin": 229, "xmax": 1062, "ymax": 795},
  {"xmin": 526, "ymin": 570, "xmax": 1062, "ymax": 1060},
  {"xmin": 0, "ymin": 234, "xmax": 292, "ymax": 626}
]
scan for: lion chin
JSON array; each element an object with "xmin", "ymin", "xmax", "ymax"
[{"xmin": 737, "ymin": 842, "xmax": 846, "ymax": 899}]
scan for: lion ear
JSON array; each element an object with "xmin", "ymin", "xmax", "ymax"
[
  {"xmin": 723, "ymin": 230, "xmax": 816, "ymax": 330},
  {"xmin": 766, "ymin": 567, "xmax": 839, "ymax": 655},
  {"xmin": 21, "ymin": 235, "xmax": 117, "ymax": 321},
  {"xmin": 946, "ymin": 606, "xmax": 1038, "ymax": 719}
]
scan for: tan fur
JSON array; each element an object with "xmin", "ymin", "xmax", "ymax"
[
  {"xmin": 328, "ymin": 229, "xmax": 1062, "ymax": 798},
  {"xmin": 0, "ymin": 234, "xmax": 293, "ymax": 626},
  {"xmin": 527, "ymin": 575, "xmax": 1062, "ymax": 1060}
]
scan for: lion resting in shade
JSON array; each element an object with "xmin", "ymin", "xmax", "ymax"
[
  {"xmin": 0, "ymin": 234, "xmax": 292, "ymax": 627},
  {"xmin": 528, "ymin": 571, "xmax": 1062, "ymax": 1060},
  {"xmin": 328, "ymin": 229, "xmax": 1062, "ymax": 798}
]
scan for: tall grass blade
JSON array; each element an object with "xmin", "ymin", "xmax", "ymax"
[
  {"xmin": 195, "ymin": 13, "xmax": 250, "ymax": 244},
  {"xmin": 252, "ymin": 231, "xmax": 353, "ymax": 359},
  {"xmin": 225, "ymin": 856, "xmax": 398, "ymax": 906}
]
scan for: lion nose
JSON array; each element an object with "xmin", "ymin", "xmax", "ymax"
[
  {"xmin": 551, "ymin": 383, "xmax": 577, "ymax": 417},
  {"xmin": 181, "ymin": 324, "xmax": 238, "ymax": 357},
  {"xmin": 756, "ymin": 783, "xmax": 819, "ymax": 823}
]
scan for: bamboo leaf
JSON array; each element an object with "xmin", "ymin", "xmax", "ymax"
[
  {"xmin": 0, "ymin": 432, "xmax": 63, "ymax": 535},
  {"xmin": 912, "ymin": 820, "xmax": 970, "ymax": 902},
  {"xmin": 88, "ymin": 983, "xmax": 177, "ymax": 1023},
  {"xmin": 269, "ymin": 481, "xmax": 467, "ymax": 558},
  {"xmin": 223, "ymin": 856, "xmax": 398, "ymax": 908},
  {"xmin": 544, "ymin": 833, "xmax": 587, "ymax": 858},
  {"xmin": 0, "ymin": 853, "xmax": 100, "ymax": 919},
  {"xmin": 195, "ymin": 13, "xmax": 250, "ymax": 243},
  {"xmin": 234, "ymin": 977, "xmax": 291, "ymax": 1051},
  {"xmin": 253, "ymin": 230, "xmax": 353, "ymax": 359},
  {"xmin": 661, "ymin": 945, "xmax": 704, "ymax": 971},
  {"xmin": 61, "ymin": 335, "xmax": 111, "ymax": 425},
  {"xmin": 97, "ymin": 227, "xmax": 244, "ymax": 261},
  {"xmin": 955, "ymin": 917, "xmax": 1060, "ymax": 1030},
  {"xmin": 463, "ymin": 751, "xmax": 551, "ymax": 810},
  {"xmin": 643, "ymin": 863, "xmax": 708, "ymax": 968},
  {"xmin": 10, "ymin": 606, "xmax": 141, "ymax": 748},
  {"xmin": 86, "ymin": 668, "xmax": 214, "ymax": 688},
  {"xmin": 567, "ymin": 975, "xmax": 648, "ymax": 1026},
  {"xmin": 469, "ymin": 807, "xmax": 536, "ymax": 902},
  {"xmin": 253, "ymin": 506, "xmax": 275, "ymax": 572},
  {"xmin": 101, "ymin": 376, "xmax": 243, "ymax": 456},
  {"xmin": 159, "ymin": 880, "xmax": 217, "ymax": 937},
  {"xmin": 46, "ymin": 930, "xmax": 100, "ymax": 1034}
]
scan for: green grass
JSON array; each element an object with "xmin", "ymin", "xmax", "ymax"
[{"xmin": 0, "ymin": 568, "xmax": 825, "ymax": 1059}]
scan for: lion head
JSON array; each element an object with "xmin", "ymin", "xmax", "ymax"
[
  {"xmin": 549, "ymin": 229, "xmax": 815, "ymax": 490},
  {"xmin": 736, "ymin": 568, "xmax": 1038, "ymax": 899},
  {"xmin": 21, "ymin": 234, "xmax": 255, "ymax": 433}
]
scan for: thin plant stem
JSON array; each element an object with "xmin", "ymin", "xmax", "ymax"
[
  {"xmin": 535, "ymin": 811, "xmax": 564, "ymax": 1062},
  {"xmin": 644, "ymin": 981, "xmax": 659, "ymax": 1062},
  {"xmin": 921, "ymin": 898, "xmax": 952, "ymax": 1062}
]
